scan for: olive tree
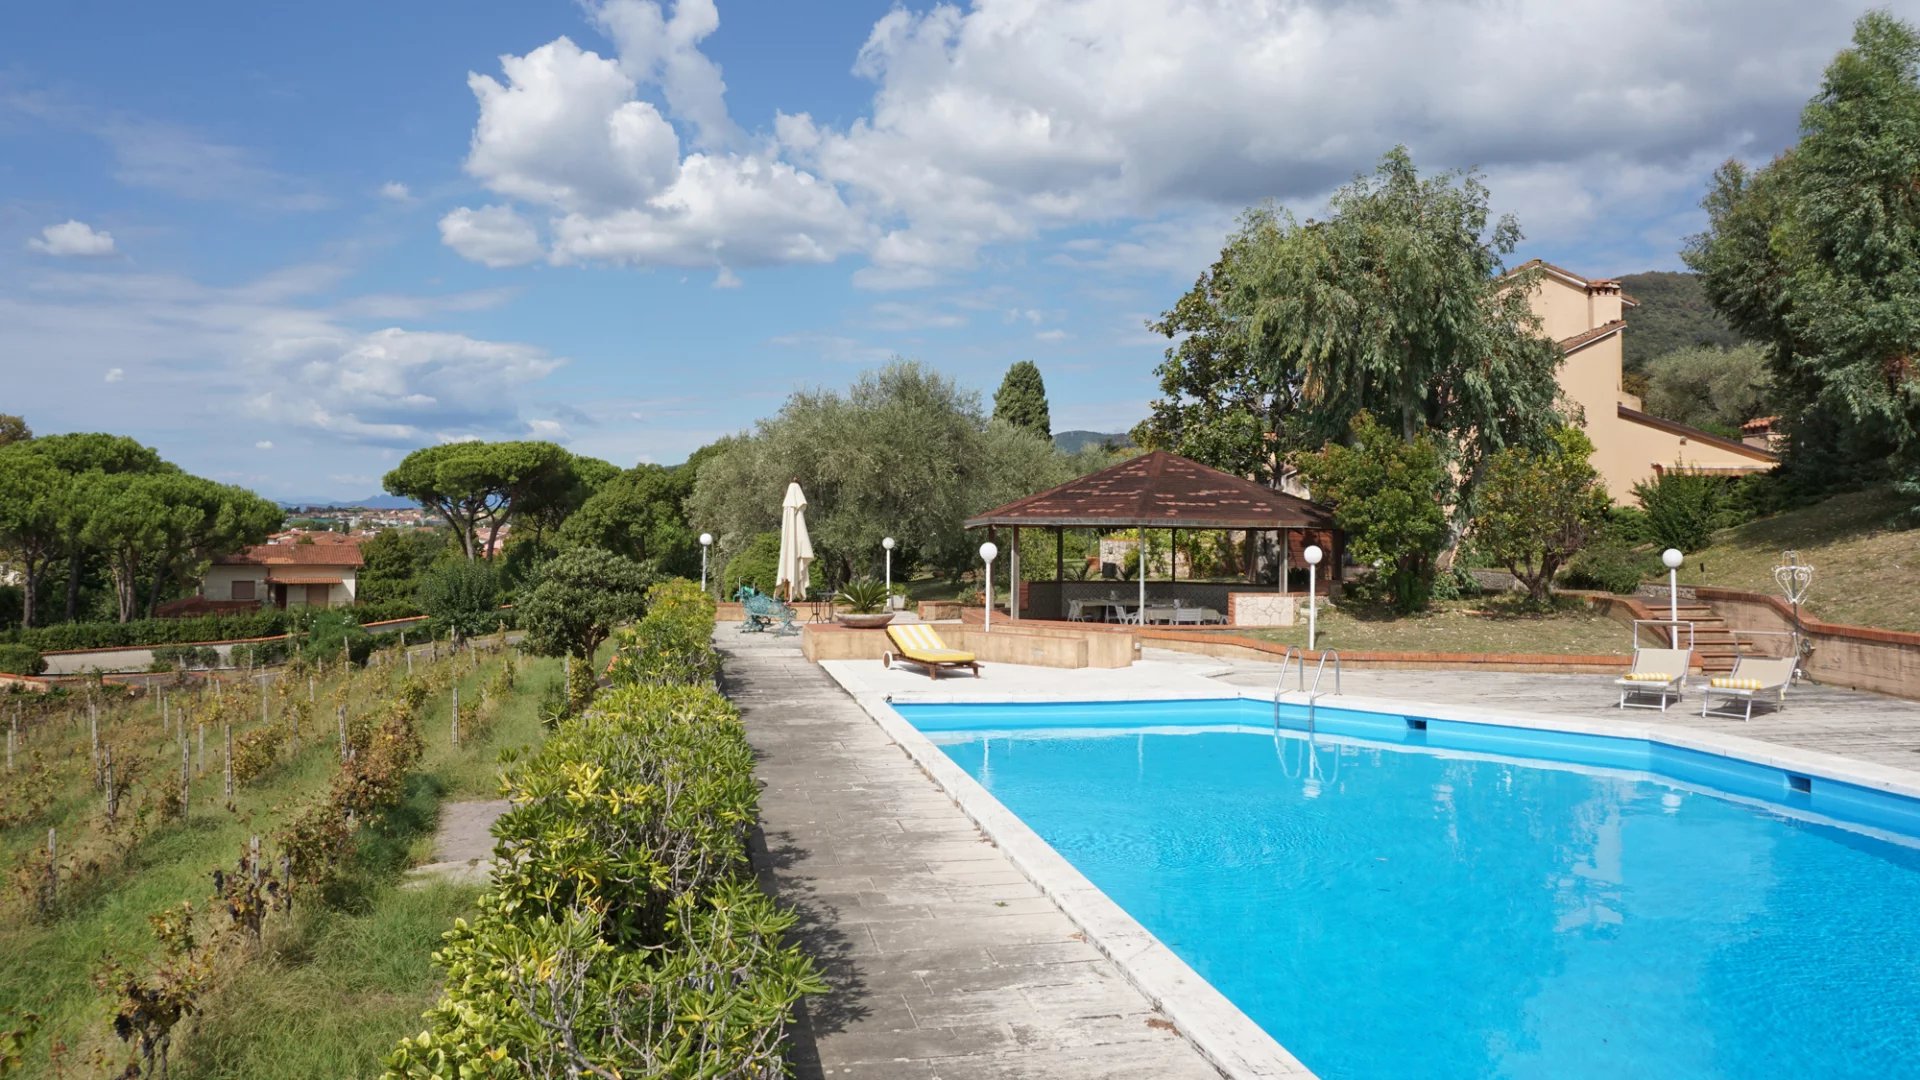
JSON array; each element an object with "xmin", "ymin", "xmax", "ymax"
[{"xmin": 519, "ymin": 548, "xmax": 652, "ymax": 713}]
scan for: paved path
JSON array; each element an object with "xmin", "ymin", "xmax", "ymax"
[
  {"xmin": 406, "ymin": 798, "xmax": 511, "ymax": 886},
  {"xmin": 722, "ymin": 632, "xmax": 1221, "ymax": 1080}
]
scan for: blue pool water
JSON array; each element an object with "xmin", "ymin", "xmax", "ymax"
[{"xmin": 901, "ymin": 699, "xmax": 1920, "ymax": 1080}]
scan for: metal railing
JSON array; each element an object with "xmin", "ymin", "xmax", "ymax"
[
  {"xmin": 1274, "ymin": 647, "xmax": 1341, "ymax": 734},
  {"xmin": 1632, "ymin": 619, "xmax": 1696, "ymax": 651}
]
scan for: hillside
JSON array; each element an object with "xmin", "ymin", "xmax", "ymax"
[
  {"xmin": 1675, "ymin": 487, "xmax": 1920, "ymax": 631},
  {"xmin": 1054, "ymin": 429, "xmax": 1136, "ymax": 453},
  {"xmin": 1618, "ymin": 270, "xmax": 1745, "ymax": 370}
]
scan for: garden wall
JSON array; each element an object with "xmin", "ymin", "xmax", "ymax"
[{"xmin": 1692, "ymin": 586, "xmax": 1920, "ymax": 699}]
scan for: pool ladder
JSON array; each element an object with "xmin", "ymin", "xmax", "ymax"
[{"xmin": 1273, "ymin": 647, "xmax": 1342, "ymax": 734}]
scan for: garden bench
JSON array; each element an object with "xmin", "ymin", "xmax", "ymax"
[{"xmin": 736, "ymin": 586, "xmax": 800, "ymax": 635}]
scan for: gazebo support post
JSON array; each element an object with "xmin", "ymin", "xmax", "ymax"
[
  {"xmin": 1056, "ymin": 528, "xmax": 1065, "ymax": 620},
  {"xmin": 1138, "ymin": 524, "xmax": 1147, "ymax": 623},
  {"xmin": 1010, "ymin": 526, "xmax": 1021, "ymax": 621},
  {"xmin": 1170, "ymin": 529, "xmax": 1177, "ymax": 582}
]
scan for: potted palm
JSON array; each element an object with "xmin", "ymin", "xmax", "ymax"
[{"xmin": 835, "ymin": 578, "xmax": 896, "ymax": 628}]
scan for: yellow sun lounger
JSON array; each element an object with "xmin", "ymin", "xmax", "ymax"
[{"xmin": 884, "ymin": 623, "xmax": 982, "ymax": 679}]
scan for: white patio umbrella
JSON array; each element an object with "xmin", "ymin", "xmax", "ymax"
[{"xmin": 776, "ymin": 481, "xmax": 814, "ymax": 602}]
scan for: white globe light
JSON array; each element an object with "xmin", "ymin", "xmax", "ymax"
[
  {"xmin": 699, "ymin": 532, "xmax": 713, "ymax": 546},
  {"xmin": 1304, "ymin": 544, "xmax": 1324, "ymax": 566},
  {"xmin": 882, "ymin": 536, "xmax": 895, "ymax": 550},
  {"xmin": 1662, "ymin": 548, "xmax": 1684, "ymax": 569},
  {"xmin": 979, "ymin": 541, "xmax": 999, "ymax": 562}
]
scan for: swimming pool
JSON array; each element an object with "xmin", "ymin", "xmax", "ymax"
[{"xmin": 897, "ymin": 698, "xmax": 1920, "ymax": 1080}]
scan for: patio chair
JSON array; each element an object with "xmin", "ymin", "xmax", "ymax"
[
  {"xmin": 1175, "ymin": 606, "xmax": 1224, "ymax": 626},
  {"xmin": 1066, "ymin": 599, "xmax": 1088, "ymax": 622},
  {"xmin": 1699, "ymin": 655, "xmax": 1797, "ymax": 721},
  {"xmin": 1141, "ymin": 602, "xmax": 1178, "ymax": 625},
  {"xmin": 883, "ymin": 623, "xmax": 982, "ymax": 680},
  {"xmin": 1614, "ymin": 647, "xmax": 1692, "ymax": 711}
]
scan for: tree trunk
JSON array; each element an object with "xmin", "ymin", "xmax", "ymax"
[
  {"xmin": 145, "ymin": 564, "xmax": 171, "ymax": 620},
  {"xmin": 65, "ymin": 550, "xmax": 82, "ymax": 621},
  {"xmin": 19, "ymin": 566, "xmax": 37, "ymax": 629}
]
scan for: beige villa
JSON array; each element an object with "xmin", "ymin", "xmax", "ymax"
[
  {"xmin": 1515, "ymin": 259, "xmax": 1777, "ymax": 501},
  {"xmin": 198, "ymin": 534, "xmax": 364, "ymax": 611}
]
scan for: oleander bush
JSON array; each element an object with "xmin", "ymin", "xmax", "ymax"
[
  {"xmin": 606, "ymin": 579, "xmax": 719, "ymax": 689},
  {"xmin": 386, "ymin": 602, "xmax": 820, "ymax": 1079}
]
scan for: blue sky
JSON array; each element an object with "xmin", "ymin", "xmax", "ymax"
[{"xmin": 2, "ymin": 0, "xmax": 1908, "ymax": 500}]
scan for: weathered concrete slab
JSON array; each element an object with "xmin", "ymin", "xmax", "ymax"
[
  {"xmin": 722, "ymin": 632, "xmax": 1224, "ymax": 1080},
  {"xmin": 406, "ymin": 798, "xmax": 510, "ymax": 887}
]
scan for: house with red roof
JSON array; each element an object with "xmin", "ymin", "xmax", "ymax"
[{"xmin": 196, "ymin": 533, "xmax": 365, "ymax": 611}]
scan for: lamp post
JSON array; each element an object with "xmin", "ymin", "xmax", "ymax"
[
  {"xmin": 979, "ymin": 541, "xmax": 999, "ymax": 632},
  {"xmin": 699, "ymin": 533, "xmax": 713, "ymax": 594},
  {"xmin": 1662, "ymin": 548, "xmax": 1684, "ymax": 633},
  {"xmin": 882, "ymin": 537, "xmax": 895, "ymax": 603},
  {"xmin": 1304, "ymin": 544, "xmax": 1324, "ymax": 652}
]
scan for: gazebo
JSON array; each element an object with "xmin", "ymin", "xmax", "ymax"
[{"xmin": 965, "ymin": 450, "xmax": 1340, "ymax": 626}]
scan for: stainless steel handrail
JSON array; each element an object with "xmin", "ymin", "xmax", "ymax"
[{"xmin": 1304, "ymin": 649, "xmax": 1342, "ymax": 733}]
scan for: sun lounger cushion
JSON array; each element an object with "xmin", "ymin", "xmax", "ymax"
[
  {"xmin": 1709, "ymin": 676, "xmax": 1765, "ymax": 690},
  {"xmin": 887, "ymin": 623, "xmax": 976, "ymax": 664},
  {"xmin": 1623, "ymin": 671, "xmax": 1674, "ymax": 682}
]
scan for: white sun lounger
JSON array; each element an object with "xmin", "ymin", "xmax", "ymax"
[
  {"xmin": 1699, "ymin": 655, "xmax": 1797, "ymax": 721},
  {"xmin": 1615, "ymin": 647, "xmax": 1692, "ymax": 711}
]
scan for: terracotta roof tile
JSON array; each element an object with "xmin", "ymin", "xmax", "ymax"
[
  {"xmin": 965, "ymin": 450, "xmax": 1336, "ymax": 530},
  {"xmin": 1556, "ymin": 319, "xmax": 1627, "ymax": 353},
  {"xmin": 215, "ymin": 539, "xmax": 364, "ymax": 568}
]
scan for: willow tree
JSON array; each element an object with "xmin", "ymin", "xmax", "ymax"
[
  {"xmin": 1230, "ymin": 148, "xmax": 1563, "ymax": 521},
  {"xmin": 1684, "ymin": 12, "xmax": 1920, "ymax": 501}
]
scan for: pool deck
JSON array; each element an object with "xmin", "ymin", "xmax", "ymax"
[
  {"xmin": 723, "ymin": 631, "xmax": 1228, "ymax": 1080},
  {"xmin": 731, "ymin": 629, "xmax": 1920, "ymax": 1078}
]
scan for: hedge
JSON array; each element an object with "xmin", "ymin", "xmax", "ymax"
[
  {"xmin": 0, "ymin": 644, "xmax": 46, "ymax": 676},
  {"xmin": 386, "ymin": 595, "xmax": 820, "ymax": 1079},
  {"xmin": 0, "ymin": 604, "xmax": 436, "ymax": 655},
  {"xmin": 606, "ymin": 579, "xmax": 720, "ymax": 688}
]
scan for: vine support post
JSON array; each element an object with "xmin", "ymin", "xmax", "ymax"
[
  {"xmin": 89, "ymin": 707, "xmax": 100, "ymax": 788},
  {"xmin": 451, "ymin": 686, "xmax": 460, "ymax": 749},
  {"xmin": 44, "ymin": 828, "xmax": 56, "ymax": 913},
  {"xmin": 103, "ymin": 748, "xmax": 116, "ymax": 826},
  {"xmin": 6, "ymin": 717, "xmax": 14, "ymax": 773},
  {"xmin": 180, "ymin": 740, "xmax": 190, "ymax": 816},
  {"xmin": 224, "ymin": 723, "xmax": 234, "ymax": 800},
  {"xmin": 196, "ymin": 723, "xmax": 206, "ymax": 776},
  {"xmin": 338, "ymin": 705, "xmax": 348, "ymax": 764}
]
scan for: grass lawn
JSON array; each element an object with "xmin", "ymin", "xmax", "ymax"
[
  {"xmin": 0, "ymin": 645, "xmax": 563, "ymax": 1080},
  {"xmin": 1676, "ymin": 486, "xmax": 1920, "ymax": 632},
  {"xmin": 1232, "ymin": 596, "xmax": 1632, "ymax": 655}
]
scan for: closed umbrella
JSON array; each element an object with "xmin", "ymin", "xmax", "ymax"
[{"xmin": 776, "ymin": 481, "xmax": 814, "ymax": 602}]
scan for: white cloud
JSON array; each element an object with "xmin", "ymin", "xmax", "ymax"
[
  {"xmin": 28, "ymin": 220, "xmax": 117, "ymax": 257},
  {"xmin": 466, "ymin": 36, "xmax": 683, "ymax": 213},
  {"xmin": 1, "ymin": 264, "xmax": 568, "ymax": 452},
  {"xmin": 439, "ymin": 205, "xmax": 545, "ymax": 268},
  {"xmin": 713, "ymin": 266, "xmax": 741, "ymax": 288},
  {"xmin": 527, "ymin": 418, "xmax": 569, "ymax": 440},
  {"xmin": 591, "ymin": 0, "xmax": 740, "ymax": 150},
  {"xmin": 255, "ymin": 440, "xmax": 275, "ymax": 450},
  {"xmin": 380, "ymin": 180, "xmax": 412, "ymax": 201},
  {"xmin": 1035, "ymin": 328, "xmax": 1070, "ymax": 342},
  {"xmin": 866, "ymin": 300, "xmax": 966, "ymax": 331},
  {"xmin": 446, "ymin": 1, "xmax": 1908, "ymax": 285}
]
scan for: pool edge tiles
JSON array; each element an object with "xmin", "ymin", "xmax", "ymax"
[{"xmin": 830, "ymin": 682, "xmax": 1318, "ymax": 1080}]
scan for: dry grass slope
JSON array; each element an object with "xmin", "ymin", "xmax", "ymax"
[{"xmin": 1677, "ymin": 487, "xmax": 1920, "ymax": 632}]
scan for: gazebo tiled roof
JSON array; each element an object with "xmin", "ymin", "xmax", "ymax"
[{"xmin": 965, "ymin": 450, "xmax": 1336, "ymax": 531}]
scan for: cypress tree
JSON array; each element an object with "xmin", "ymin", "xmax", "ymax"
[{"xmin": 992, "ymin": 361, "xmax": 1052, "ymax": 438}]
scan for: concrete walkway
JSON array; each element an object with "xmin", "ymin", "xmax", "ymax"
[{"xmin": 722, "ymin": 631, "xmax": 1221, "ymax": 1080}]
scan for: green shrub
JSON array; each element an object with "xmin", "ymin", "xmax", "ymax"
[
  {"xmin": 0, "ymin": 644, "xmax": 45, "ymax": 676},
  {"xmin": 720, "ymin": 531, "xmax": 782, "ymax": 597},
  {"xmin": 300, "ymin": 610, "xmax": 372, "ymax": 666},
  {"xmin": 150, "ymin": 644, "xmax": 220, "ymax": 671},
  {"xmin": 1561, "ymin": 529, "xmax": 1662, "ymax": 594},
  {"xmin": 608, "ymin": 580, "xmax": 719, "ymax": 689},
  {"xmin": 385, "ymin": 679, "xmax": 820, "ymax": 1078},
  {"xmin": 416, "ymin": 560, "xmax": 501, "ymax": 641},
  {"xmin": 1632, "ymin": 472, "xmax": 1728, "ymax": 553},
  {"xmin": 835, "ymin": 578, "xmax": 890, "ymax": 614},
  {"xmin": 228, "ymin": 639, "xmax": 290, "ymax": 669}
]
